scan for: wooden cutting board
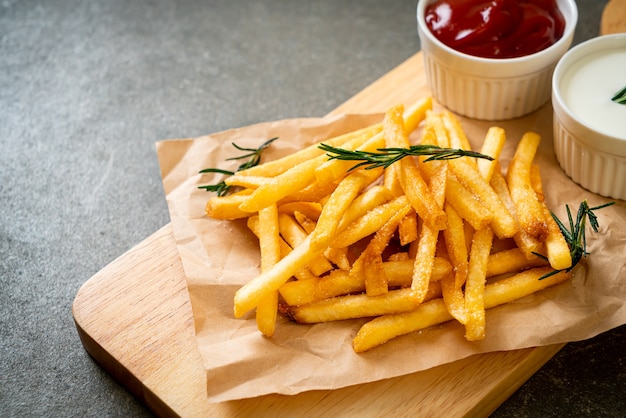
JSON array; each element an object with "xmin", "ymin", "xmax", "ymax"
[{"xmin": 72, "ymin": 52, "xmax": 565, "ymax": 418}]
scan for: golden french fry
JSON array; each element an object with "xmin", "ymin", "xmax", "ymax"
[
  {"xmin": 398, "ymin": 211, "xmax": 418, "ymax": 246},
  {"xmin": 383, "ymin": 162, "xmax": 404, "ymax": 197},
  {"xmin": 441, "ymin": 110, "xmax": 474, "ymax": 152},
  {"xmin": 486, "ymin": 248, "xmax": 548, "ymax": 277},
  {"xmin": 205, "ymin": 189, "xmax": 254, "ymax": 220},
  {"xmin": 477, "ymin": 126, "xmax": 506, "ymax": 182},
  {"xmin": 310, "ymin": 167, "xmax": 383, "ymax": 251},
  {"xmin": 530, "ymin": 164, "xmax": 545, "ymax": 202},
  {"xmin": 506, "ymin": 132, "xmax": 548, "ymax": 241},
  {"xmin": 278, "ymin": 278, "xmax": 320, "ymax": 306},
  {"xmin": 353, "ymin": 267, "xmax": 571, "ymax": 352},
  {"xmin": 254, "ymin": 204, "xmax": 282, "ymax": 336},
  {"xmin": 403, "ymin": 96, "xmax": 434, "ymax": 134},
  {"xmin": 490, "ymin": 166, "xmax": 543, "ymax": 258},
  {"xmin": 464, "ymin": 227, "xmax": 494, "ymax": 341},
  {"xmin": 323, "ymin": 246, "xmax": 351, "ymax": 271},
  {"xmin": 441, "ymin": 203, "xmax": 469, "ymax": 323},
  {"xmin": 288, "ymin": 287, "xmax": 432, "ymax": 324}
]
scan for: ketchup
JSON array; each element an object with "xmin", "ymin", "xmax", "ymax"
[{"xmin": 424, "ymin": 0, "xmax": 565, "ymax": 59}]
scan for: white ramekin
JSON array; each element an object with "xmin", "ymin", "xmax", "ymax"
[
  {"xmin": 552, "ymin": 34, "xmax": 626, "ymax": 200},
  {"xmin": 417, "ymin": 0, "xmax": 577, "ymax": 121}
]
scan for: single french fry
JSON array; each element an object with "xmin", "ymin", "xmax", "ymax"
[
  {"xmin": 205, "ymin": 189, "xmax": 255, "ymax": 220},
  {"xmin": 411, "ymin": 118, "xmax": 448, "ymax": 300},
  {"xmin": 528, "ymin": 164, "xmax": 572, "ymax": 271},
  {"xmin": 383, "ymin": 162, "xmax": 404, "ymax": 197},
  {"xmin": 506, "ymin": 132, "xmax": 548, "ymax": 241},
  {"xmin": 324, "ymin": 247, "xmax": 351, "ymax": 271},
  {"xmin": 477, "ymin": 126, "xmax": 506, "ymax": 182},
  {"xmin": 441, "ymin": 203, "xmax": 469, "ymax": 323},
  {"xmin": 486, "ymin": 248, "xmax": 549, "ymax": 277},
  {"xmin": 278, "ymin": 278, "xmax": 320, "ymax": 306},
  {"xmin": 384, "ymin": 104, "xmax": 447, "ymax": 231},
  {"xmin": 403, "ymin": 96, "xmax": 433, "ymax": 134},
  {"xmin": 541, "ymin": 201, "xmax": 573, "ymax": 271},
  {"xmin": 441, "ymin": 110, "xmax": 474, "ymax": 152},
  {"xmin": 288, "ymin": 287, "xmax": 434, "ymax": 324},
  {"xmin": 464, "ymin": 227, "xmax": 494, "ymax": 341},
  {"xmin": 353, "ymin": 267, "xmax": 571, "ymax": 352},
  {"xmin": 255, "ymin": 204, "xmax": 282, "ymax": 336},
  {"xmin": 398, "ymin": 210, "xmax": 418, "ymax": 246},
  {"xmin": 490, "ymin": 166, "xmax": 543, "ymax": 258},
  {"xmin": 530, "ymin": 164, "xmax": 545, "ymax": 202},
  {"xmin": 310, "ymin": 167, "xmax": 383, "ymax": 251}
]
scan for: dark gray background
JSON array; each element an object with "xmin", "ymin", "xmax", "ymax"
[{"xmin": 1, "ymin": 0, "xmax": 624, "ymax": 416}]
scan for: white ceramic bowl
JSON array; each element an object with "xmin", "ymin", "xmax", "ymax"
[
  {"xmin": 417, "ymin": 0, "xmax": 577, "ymax": 121},
  {"xmin": 552, "ymin": 34, "xmax": 626, "ymax": 200}
]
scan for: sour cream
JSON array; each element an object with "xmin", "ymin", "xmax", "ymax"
[{"xmin": 559, "ymin": 47, "xmax": 626, "ymax": 140}]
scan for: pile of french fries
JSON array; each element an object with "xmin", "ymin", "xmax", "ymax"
[{"xmin": 204, "ymin": 97, "xmax": 573, "ymax": 352}]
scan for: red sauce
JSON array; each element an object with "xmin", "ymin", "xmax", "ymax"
[{"xmin": 424, "ymin": 0, "xmax": 566, "ymax": 59}]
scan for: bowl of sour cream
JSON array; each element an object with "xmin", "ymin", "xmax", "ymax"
[
  {"xmin": 552, "ymin": 33, "xmax": 626, "ymax": 200},
  {"xmin": 417, "ymin": 0, "xmax": 577, "ymax": 120}
]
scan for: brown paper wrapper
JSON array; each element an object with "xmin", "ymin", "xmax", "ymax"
[{"xmin": 156, "ymin": 106, "xmax": 626, "ymax": 403}]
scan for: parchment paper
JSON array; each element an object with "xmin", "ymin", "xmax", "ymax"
[{"xmin": 156, "ymin": 104, "xmax": 625, "ymax": 403}]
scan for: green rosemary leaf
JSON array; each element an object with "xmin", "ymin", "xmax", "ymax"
[
  {"xmin": 318, "ymin": 143, "xmax": 493, "ymax": 171},
  {"xmin": 198, "ymin": 137, "xmax": 277, "ymax": 196},
  {"xmin": 611, "ymin": 85, "xmax": 626, "ymax": 105}
]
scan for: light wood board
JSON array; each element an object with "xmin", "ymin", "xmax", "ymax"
[{"xmin": 72, "ymin": 52, "xmax": 565, "ymax": 418}]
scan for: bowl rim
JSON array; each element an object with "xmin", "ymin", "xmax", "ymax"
[
  {"xmin": 552, "ymin": 33, "xmax": 626, "ymax": 155},
  {"xmin": 416, "ymin": 0, "xmax": 578, "ymax": 66}
]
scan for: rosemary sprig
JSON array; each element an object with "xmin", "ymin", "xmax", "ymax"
[
  {"xmin": 535, "ymin": 200, "xmax": 615, "ymax": 280},
  {"xmin": 198, "ymin": 137, "xmax": 277, "ymax": 196},
  {"xmin": 318, "ymin": 143, "xmax": 493, "ymax": 171},
  {"xmin": 611, "ymin": 85, "xmax": 626, "ymax": 105}
]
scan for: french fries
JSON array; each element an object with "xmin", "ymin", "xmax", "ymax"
[{"xmin": 204, "ymin": 98, "xmax": 576, "ymax": 353}]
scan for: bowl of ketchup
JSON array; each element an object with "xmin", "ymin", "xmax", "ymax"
[{"xmin": 417, "ymin": 0, "xmax": 577, "ymax": 120}]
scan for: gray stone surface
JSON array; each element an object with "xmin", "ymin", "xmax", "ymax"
[{"xmin": 1, "ymin": 0, "xmax": 623, "ymax": 416}]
